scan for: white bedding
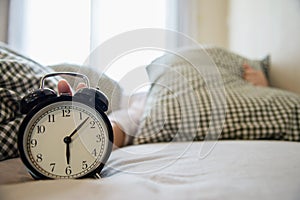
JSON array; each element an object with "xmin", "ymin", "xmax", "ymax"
[{"xmin": 1, "ymin": 141, "xmax": 300, "ymax": 200}]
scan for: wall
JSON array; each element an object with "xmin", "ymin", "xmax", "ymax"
[
  {"xmin": 196, "ymin": 0, "xmax": 229, "ymax": 48},
  {"xmin": 0, "ymin": 0, "xmax": 9, "ymax": 43},
  {"xmin": 176, "ymin": 0, "xmax": 229, "ymax": 48},
  {"xmin": 229, "ymin": 0, "xmax": 300, "ymax": 94}
]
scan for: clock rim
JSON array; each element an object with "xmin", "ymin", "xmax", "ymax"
[{"xmin": 18, "ymin": 95, "xmax": 113, "ymax": 179}]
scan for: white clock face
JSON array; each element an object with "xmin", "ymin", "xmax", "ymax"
[{"xmin": 22, "ymin": 101, "xmax": 110, "ymax": 179}]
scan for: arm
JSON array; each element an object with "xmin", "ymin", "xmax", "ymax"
[{"xmin": 111, "ymin": 122, "xmax": 125, "ymax": 148}]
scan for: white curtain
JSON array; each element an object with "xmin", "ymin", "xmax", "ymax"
[
  {"xmin": 8, "ymin": 0, "xmax": 91, "ymax": 65},
  {"xmin": 7, "ymin": 0, "xmax": 199, "ymax": 66},
  {"xmin": 175, "ymin": 0, "xmax": 200, "ymax": 47},
  {"xmin": 7, "ymin": 0, "xmax": 27, "ymax": 51}
]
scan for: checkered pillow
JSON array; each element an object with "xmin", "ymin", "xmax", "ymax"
[
  {"xmin": 0, "ymin": 45, "xmax": 57, "ymax": 161},
  {"xmin": 133, "ymin": 47, "xmax": 300, "ymax": 144}
]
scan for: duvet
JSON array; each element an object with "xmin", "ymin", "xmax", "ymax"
[{"xmin": 1, "ymin": 141, "xmax": 300, "ymax": 200}]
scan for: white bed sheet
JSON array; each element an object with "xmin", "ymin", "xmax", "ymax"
[{"xmin": 1, "ymin": 141, "xmax": 300, "ymax": 200}]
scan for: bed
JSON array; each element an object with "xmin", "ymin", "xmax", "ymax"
[
  {"xmin": 1, "ymin": 141, "xmax": 300, "ymax": 200},
  {"xmin": 1, "ymin": 44, "xmax": 300, "ymax": 199}
]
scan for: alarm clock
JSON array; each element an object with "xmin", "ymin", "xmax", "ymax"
[{"xmin": 18, "ymin": 72, "xmax": 113, "ymax": 179}]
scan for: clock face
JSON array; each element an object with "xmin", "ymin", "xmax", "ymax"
[{"xmin": 20, "ymin": 100, "xmax": 111, "ymax": 179}]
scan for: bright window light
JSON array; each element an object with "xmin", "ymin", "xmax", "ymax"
[
  {"xmin": 91, "ymin": 0, "xmax": 167, "ymax": 49},
  {"xmin": 90, "ymin": 0, "xmax": 167, "ymax": 83},
  {"xmin": 23, "ymin": 0, "xmax": 91, "ymax": 65},
  {"xmin": 13, "ymin": 0, "xmax": 169, "ymax": 93}
]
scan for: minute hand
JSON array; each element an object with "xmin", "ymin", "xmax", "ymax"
[{"xmin": 68, "ymin": 117, "xmax": 90, "ymax": 139}]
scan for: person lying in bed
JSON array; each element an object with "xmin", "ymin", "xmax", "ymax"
[{"xmin": 57, "ymin": 63, "xmax": 269, "ymax": 149}]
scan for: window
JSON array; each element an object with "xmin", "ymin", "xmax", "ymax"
[
  {"xmin": 90, "ymin": 0, "xmax": 167, "ymax": 90},
  {"xmin": 9, "ymin": 0, "xmax": 91, "ymax": 65},
  {"xmin": 8, "ymin": 0, "xmax": 176, "ymax": 93}
]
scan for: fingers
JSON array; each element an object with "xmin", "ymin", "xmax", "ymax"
[
  {"xmin": 76, "ymin": 83, "xmax": 87, "ymax": 91},
  {"xmin": 58, "ymin": 79, "xmax": 73, "ymax": 95},
  {"xmin": 57, "ymin": 79, "xmax": 87, "ymax": 96},
  {"xmin": 242, "ymin": 63, "xmax": 269, "ymax": 87},
  {"xmin": 243, "ymin": 63, "xmax": 253, "ymax": 74},
  {"xmin": 243, "ymin": 63, "xmax": 255, "ymax": 84},
  {"xmin": 243, "ymin": 63, "xmax": 255, "ymax": 79},
  {"xmin": 243, "ymin": 62, "xmax": 251, "ymax": 69}
]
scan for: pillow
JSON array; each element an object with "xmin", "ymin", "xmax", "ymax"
[
  {"xmin": 147, "ymin": 46, "xmax": 270, "ymax": 85},
  {"xmin": 0, "ymin": 45, "xmax": 57, "ymax": 161},
  {"xmin": 261, "ymin": 55, "xmax": 270, "ymax": 81},
  {"xmin": 133, "ymin": 47, "xmax": 300, "ymax": 144},
  {"xmin": 0, "ymin": 45, "xmax": 123, "ymax": 161}
]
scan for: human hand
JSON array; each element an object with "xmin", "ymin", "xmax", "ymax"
[
  {"xmin": 57, "ymin": 79, "xmax": 86, "ymax": 95},
  {"xmin": 243, "ymin": 63, "xmax": 269, "ymax": 87},
  {"xmin": 57, "ymin": 79, "xmax": 125, "ymax": 149}
]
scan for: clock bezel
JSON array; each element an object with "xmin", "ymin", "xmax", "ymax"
[{"xmin": 18, "ymin": 95, "xmax": 113, "ymax": 179}]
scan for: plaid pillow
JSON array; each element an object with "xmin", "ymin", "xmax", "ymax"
[
  {"xmin": 0, "ymin": 45, "xmax": 57, "ymax": 161},
  {"xmin": 133, "ymin": 47, "xmax": 300, "ymax": 144}
]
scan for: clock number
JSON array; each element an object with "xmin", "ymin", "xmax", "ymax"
[
  {"xmin": 37, "ymin": 125, "xmax": 45, "ymax": 134},
  {"xmin": 65, "ymin": 166, "xmax": 72, "ymax": 175},
  {"xmin": 48, "ymin": 114, "xmax": 55, "ymax": 122},
  {"xmin": 62, "ymin": 109, "xmax": 71, "ymax": 117},
  {"xmin": 79, "ymin": 112, "xmax": 83, "ymax": 120},
  {"xmin": 50, "ymin": 163, "xmax": 56, "ymax": 172},
  {"xmin": 92, "ymin": 149, "xmax": 97, "ymax": 157},
  {"xmin": 82, "ymin": 161, "xmax": 88, "ymax": 170},
  {"xmin": 36, "ymin": 154, "xmax": 43, "ymax": 163},
  {"xmin": 90, "ymin": 121, "xmax": 96, "ymax": 129},
  {"xmin": 30, "ymin": 139, "xmax": 38, "ymax": 148},
  {"xmin": 96, "ymin": 134, "xmax": 101, "ymax": 142}
]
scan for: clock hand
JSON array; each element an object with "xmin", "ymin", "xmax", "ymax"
[
  {"xmin": 68, "ymin": 117, "xmax": 90, "ymax": 139},
  {"xmin": 64, "ymin": 117, "xmax": 89, "ymax": 165},
  {"xmin": 63, "ymin": 117, "xmax": 89, "ymax": 165},
  {"xmin": 65, "ymin": 140, "xmax": 70, "ymax": 165},
  {"xmin": 64, "ymin": 136, "xmax": 71, "ymax": 165}
]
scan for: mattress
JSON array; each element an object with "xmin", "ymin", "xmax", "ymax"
[{"xmin": 1, "ymin": 141, "xmax": 300, "ymax": 200}]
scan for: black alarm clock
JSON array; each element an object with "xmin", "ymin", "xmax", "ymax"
[{"xmin": 18, "ymin": 72, "xmax": 113, "ymax": 179}]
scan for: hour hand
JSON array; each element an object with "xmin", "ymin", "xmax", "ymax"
[{"xmin": 64, "ymin": 137, "xmax": 71, "ymax": 165}]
